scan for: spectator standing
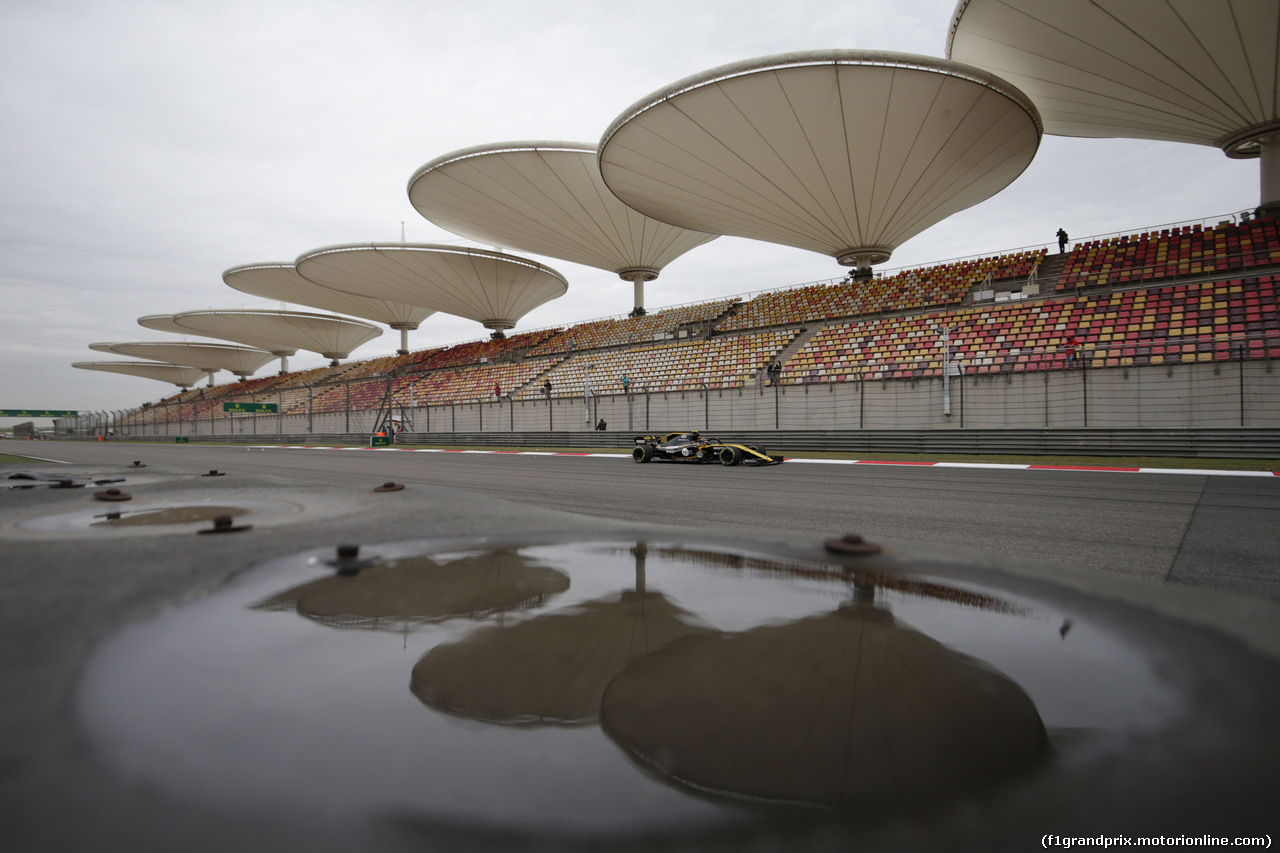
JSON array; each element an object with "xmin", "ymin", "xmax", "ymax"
[
  {"xmin": 1056, "ymin": 227, "xmax": 1069, "ymax": 253},
  {"xmin": 621, "ymin": 374, "xmax": 630, "ymax": 394},
  {"xmin": 542, "ymin": 379, "xmax": 552, "ymax": 397},
  {"xmin": 1065, "ymin": 335, "xmax": 1081, "ymax": 368},
  {"xmin": 595, "ymin": 419, "xmax": 607, "ymax": 431}
]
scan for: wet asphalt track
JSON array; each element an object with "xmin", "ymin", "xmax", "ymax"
[
  {"xmin": 6, "ymin": 439, "xmax": 1280, "ymax": 853},
  {"xmin": 26, "ymin": 440, "xmax": 1280, "ymax": 601}
]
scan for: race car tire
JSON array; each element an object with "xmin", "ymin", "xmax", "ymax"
[
  {"xmin": 719, "ymin": 447, "xmax": 741, "ymax": 466},
  {"xmin": 749, "ymin": 445, "xmax": 767, "ymax": 457},
  {"xmin": 633, "ymin": 445, "xmax": 654, "ymax": 463}
]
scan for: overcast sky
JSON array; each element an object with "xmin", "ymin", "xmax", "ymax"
[{"xmin": 0, "ymin": 0, "xmax": 1261, "ymax": 428}]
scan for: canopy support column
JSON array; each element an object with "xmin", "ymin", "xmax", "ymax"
[
  {"xmin": 621, "ymin": 269, "xmax": 657, "ymax": 318},
  {"xmin": 1260, "ymin": 135, "xmax": 1280, "ymax": 215}
]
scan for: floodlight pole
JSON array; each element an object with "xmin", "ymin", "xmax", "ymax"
[
  {"xmin": 940, "ymin": 325, "xmax": 953, "ymax": 418},
  {"xmin": 302, "ymin": 382, "xmax": 312, "ymax": 434}
]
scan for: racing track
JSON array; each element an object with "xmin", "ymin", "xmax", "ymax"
[{"xmin": 22, "ymin": 440, "xmax": 1280, "ymax": 602}]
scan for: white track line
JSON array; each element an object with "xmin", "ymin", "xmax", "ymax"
[{"xmin": 251, "ymin": 445, "xmax": 1279, "ymax": 477}]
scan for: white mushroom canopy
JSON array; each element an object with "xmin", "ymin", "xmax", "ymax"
[
  {"xmin": 407, "ymin": 142, "xmax": 717, "ymax": 312},
  {"xmin": 295, "ymin": 243, "xmax": 568, "ymax": 333},
  {"xmin": 947, "ymin": 0, "xmax": 1280, "ymax": 207},
  {"xmin": 89, "ymin": 341, "xmax": 275, "ymax": 380},
  {"xmin": 222, "ymin": 263, "xmax": 435, "ymax": 355},
  {"xmin": 948, "ymin": 0, "xmax": 1279, "ymax": 153},
  {"xmin": 72, "ymin": 361, "xmax": 212, "ymax": 388},
  {"xmin": 138, "ymin": 310, "xmax": 380, "ymax": 362},
  {"xmin": 598, "ymin": 50, "xmax": 1042, "ymax": 274}
]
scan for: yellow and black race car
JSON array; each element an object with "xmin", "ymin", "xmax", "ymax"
[{"xmin": 631, "ymin": 431, "xmax": 783, "ymax": 466}]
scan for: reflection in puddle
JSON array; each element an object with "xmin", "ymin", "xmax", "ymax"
[
  {"xmin": 600, "ymin": 583, "xmax": 1048, "ymax": 812},
  {"xmin": 253, "ymin": 550, "xmax": 570, "ymax": 631},
  {"xmin": 78, "ymin": 539, "xmax": 1185, "ymax": 840},
  {"xmin": 413, "ymin": 545, "xmax": 713, "ymax": 725}
]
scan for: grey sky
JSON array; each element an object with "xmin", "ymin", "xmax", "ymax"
[{"xmin": 0, "ymin": 0, "xmax": 1259, "ymax": 428}]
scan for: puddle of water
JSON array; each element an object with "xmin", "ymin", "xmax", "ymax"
[
  {"xmin": 91, "ymin": 505, "xmax": 248, "ymax": 527},
  {"xmin": 17, "ymin": 499, "xmax": 295, "ymax": 533},
  {"xmin": 77, "ymin": 539, "xmax": 1188, "ymax": 840}
]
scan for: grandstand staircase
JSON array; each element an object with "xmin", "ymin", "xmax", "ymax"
[
  {"xmin": 714, "ymin": 301, "xmax": 751, "ymax": 330},
  {"xmin": 1035, "ymin": 251, "xmax": 1069, "ymax": 293},
  {"xmin": 517, "ymin": 357, "xmax": 569, "ymax": 398},
  {"xmin": 757, "ymin": 325, "xmax": 823, "ymax": 387}
]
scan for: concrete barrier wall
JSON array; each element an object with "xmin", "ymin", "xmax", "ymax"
[
  {"xmin": 100, "ymin": 427, "xmax": 1280, "ymax": 458},
  {"xmin": 108, "ymin": 359, "xmax": 1279, "ymax": 439}
]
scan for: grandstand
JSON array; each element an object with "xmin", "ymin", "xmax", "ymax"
[
  {"xmin": 1058, "ymin": 219, "xmax": 1280, "ymax": 292},
  {"xmin": 105, "ymin": 214, "xmax": 1280, "ymax": 437}
]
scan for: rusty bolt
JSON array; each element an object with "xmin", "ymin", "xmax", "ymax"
[
  {"xmin": 823, "ymin": 533, "xmax": 882, "ymax": 556},
  {"xmin": 202, "ymin": 469, "xmax": 225, "ymax": 477},
  {"xmin": 373, "ymin": 481, "xmax": 405, "ymax": 492},
  {"xmin": 329, "ymin": 543, "xmax": 377, "ymax": 576},
  {"xmin": 197, "ymin": 514, "xmax": 252, "ymax": 535},
  {"xmin": 94, "ymin": 488, "xmax": 132, "ymax": 502}
]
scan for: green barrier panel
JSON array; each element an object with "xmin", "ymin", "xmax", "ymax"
[{"xmin": 222, "ymin": 402, "xmax": 277, "ymax": 413}]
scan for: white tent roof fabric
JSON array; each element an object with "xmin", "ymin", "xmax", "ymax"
[
  {"xmin": 88, "ymin": 341, "xmax": 275, "ymax": 377},
  {"xmin": 597, "ymin": 49, "xmax": 1042, "ymax": 269},
  {"xmin": 407, "ymin": 142, "xmax": 717, "ymax": 282},
  {"xmin": 294, "ymin": 243, "xmax": 569, "ymax": 332},
  {"xmin": 222, "ymin": 263, "xmax": 436, "ymax": 331},
  {"xmin": 138, "ymin": 310, "xmax": 381, "ymax": 360},
  {"xmin": 136, "ymin": 312, "xmax": 299, "ymax": 356},
  {"xmin": 72, "ymin": 361, "xmax": 211, "ymax": 388},
  {"xmin": 131, "ymin": 315, "xmax": 191, "ymax": 338},
  {"xmin": 946, "ymin": 0, "xmax": 1280, "ymax": 157}
]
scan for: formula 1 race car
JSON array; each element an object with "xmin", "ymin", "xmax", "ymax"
[{"xmin": 631, "ymin": 431, "xmax": 783, "ymax": 466}]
